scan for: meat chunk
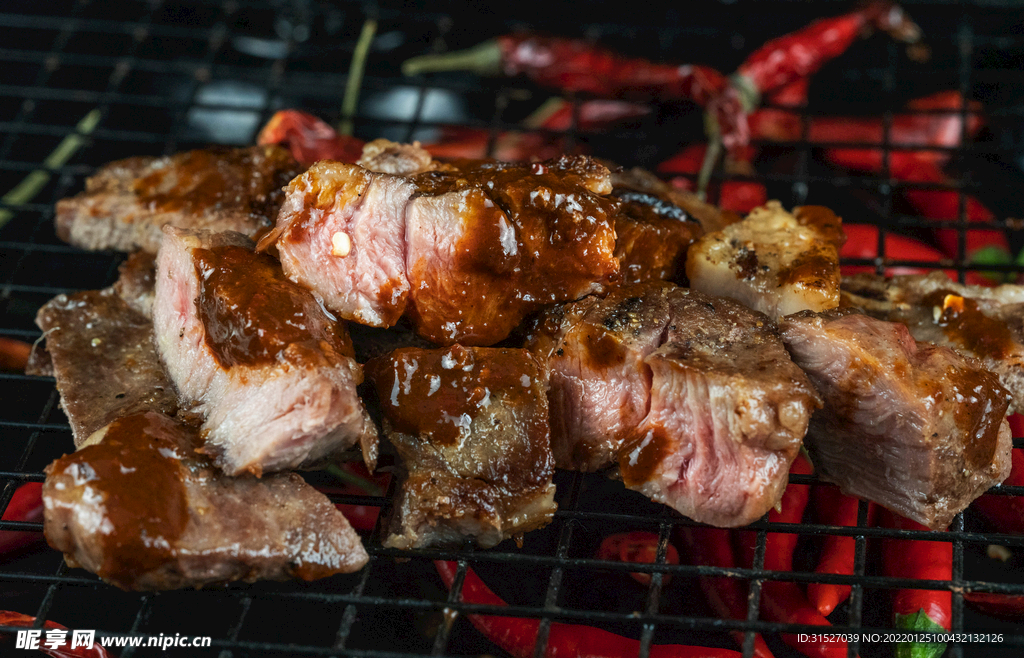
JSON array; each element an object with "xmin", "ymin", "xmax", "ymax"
[
  {"xmin": 610, "ymin": 165, "xmax": 741, "ymax": 234},
  {"xmin": 843, "ymin": 272, "xmax": 1024, "ymax": 414},
  {"xmin": 35, "ymin": 287, "xmax": 177, "ymax": 446},
  {"xmin": 43, "ymin": 412, "xmax": 367, "ymax": 591},
  {"xmin": 356, "ymin": 138, "xmax": 436, "ymax": 175},
  {"xmin": 113, "ymin": 251, "xmax": 157, "ymax": 317},
  {"xmin": 610, "ymin": 188, "xmax": 703, "ymax": 285},
  {"xmin": 526, "ymin": 282, "xmax": 820, "ymax": 527},
  {"xmin": 686, "ymin": 202, "xmax": 844, "ymax": 320},
  {"xmin": 365, "ymin": 346, "xmax": 556, "ymax": 549},
  {"xmin": 153, "ymin": 227, "xmax": 377, "ymax": 476},
  {"xmin": 56, "ymin": 146, "xmax": 303, "ymax": 253},
  {"xmin": 780, "ymin": 309, "xmax": 1012, "ymax": 529},
  {"xmin": 261, "ymin": 151, "xmax": 619, "ymax": 345}
]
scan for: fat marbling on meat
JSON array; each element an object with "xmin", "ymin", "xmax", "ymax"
[
  {"xmin": 43, "ymin": 411, "xmax": 367, "ymax": 591},
  {"xmin": 366, "ymin": 345, "xmax": 556, "ymax": 549},
  {"xmin": 687, "ymin": 201, "xmax": 845, "ymax": 320},
  {"xmin": 780, "ymin": 309, "xmax": 1012, "ymax": 530},
  {"xmin": 260, "ymin": 145, "xmax": 620, "ymax": 346},
  {"xmin": 526, "ymin": 282, "xmax": 820, "ymax": 527},
  {"xmin": 153, "ymin": 227, "xmax": 377, "ymax": 476},
  {"xmin": 56, "ymin": 145, "xmax": 303, "ymax": 254},
  {"xmin": 843, "ymin": 272, "xmax": 1024, "ymax": 414}
]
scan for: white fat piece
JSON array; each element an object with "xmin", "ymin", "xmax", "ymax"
[{"xmin": 686, "ymin": 200, "xmax": 841, "ymax": 321}]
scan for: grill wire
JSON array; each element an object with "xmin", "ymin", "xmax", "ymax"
[{"xmin": 0, "ymin": 0, "xmax": 1023, "ymax": 656}]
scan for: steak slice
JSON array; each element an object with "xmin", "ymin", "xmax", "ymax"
[
  {"xmin": 56, "ymin": 145, "xmax": 303, "ymax": 253},
  {"xmin": 843, "ymin": 272, "xmax": 1024, "ymax": 414},
  {"xmin": 261, "ymin": 149, "xmax": 620, "ymax": 345},
  {"xmin": 113, "ymin": 250, "xmax": 158, "ymax": 317},
  {"xmin": 366, "ymin": 346, "xmax": 556, "ymax": 549},
  {"xmin": 780, "ymin": 309, "xmax": 1012, "ymax": 530},
  {"xmin": 610, "ymin": 188, "xmax": 702, "ymax": 285},
  {"xmin": 687, "ymin": 202, "xmax": 845, "ymax": 320},
  {"xmin": 35, "ymin": 287, "xmax": 177, "ymax": 447},
  {"xmin": 153, "ymin": 227, "xmax": 378, "ymax": 476},
  {"xmin": 526, "ymin": 282, "xmax": 820, "ymax": 527},
  {"xmin": 44, "ymin": 411, "xmax": 368, "ymax": 591}
]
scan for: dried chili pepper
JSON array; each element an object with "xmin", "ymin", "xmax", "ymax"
[
  {"xmin": 676, "ymin": 525, "xmax": 775, "ymax": 658},
  {"xmin": 257, "ymin": 110, "xmax": 365, "ymax": 166},
  {"xmin": 806, "ymin": 488, "xmax": 872, "ymax": 617},
  {"xmin": 0, "ymin": 482, "xmax": 44, "ymax": 556},
  {"xmin": 962, "ymin": 592, "xmax": 1024, "ymax": 621},
  {"xmin": 737, "ymin": 454, "xmax": 854, "ymax": 658},
  {"xmin": 318, "ymin": 462, "xmax": 390, "ymax": 533},
  {"xmin": 595, "ymin": 531, "xmax": 680, "ymax": 586},
  {"xmin": 403, "ymin": 34, "xmax": 727, "ymax": 105},
  {"xmin": 838, "ymin": 224, "xmax": 981, "ymax": 283},
  {"xmin": 878, "ymin": 508, "xmax": 952, "ymax": 658},
  {"xmin": 0, "ymin": 611, "xmax": 113, "ymax": 658},
  {"xmin": 711, "ymin": 1, "xmax": 923, "ymax": 153},
  {"xmin": 434, "ymin": 560, "xmax": 743, "ymax": 658}
]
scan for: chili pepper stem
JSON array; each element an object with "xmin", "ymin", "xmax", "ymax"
[
  {"xmin": 402, "ymin": 40, "xmax": 502, "ymax": 77},
  {"xmin": 339, "ymin": 18, "xmax": 377, "ymax": 136},
  {"xmin": 696, "ymin": 139, "xmax": 722, "ymax": 201}
]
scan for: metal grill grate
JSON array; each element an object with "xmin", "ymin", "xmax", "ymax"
[{"xmin": 0, "ymin": 1, "xmax": 1023, "ymax": 656}]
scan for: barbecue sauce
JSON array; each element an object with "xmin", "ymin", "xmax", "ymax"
[
  {"xmin": 46, "ymin": 412, "xmax": 189, "ymax": 588},
  {"xmin": 945, "ymin": 366, "xmax": 1009, "ymax": 470},
  {"xmin": 922, "ymin": 290, "xmax": 1016, "ymax": 360},
  {"xmin": 618, "ymin": 426, "xmax": 672, "ymax": 487},
  {"xmin": 193, "ymin": 244, "xmax": 354, "ymax": 368},
  {"xmin": 366, "ymin": 345, "xmax": 547, "ymax": 447},
  {"xmin": 133, "ymin": 146, "xmax": 299, "ymax": 219}
]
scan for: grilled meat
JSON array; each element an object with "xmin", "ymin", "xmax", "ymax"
[
  {"xmin": 609, "ymin": 165, "xmax": 742, "ymax": 234},
  {"xmin": 113, "ymin": 251, "xmax": 158, "ymax": 317},
  {"xmin": 43, "ymin": 412, "xmax": 368, "ymax": 591},
  {"xmin": 526, "ymin": 282, "xmax": 820, "ymax": 527},
  {"xmin": 687, "ymin": 202, "xmax": 844, "ymax": 320},
  {"xmin": 260, "ymin": 149, "xmax": 619, "ymax": 345},
  {"xmin": 843, "ymin": 272, "xmax": 1024, "ymax": 414},
  {"xmin": 55, "ymin": 145, "xmax": 303, "ymax": 253},
  {"xmin": 35, "ymin": 287, "xmax": 177, "ymax": 446},
  {"xmin": 366, "ymin": 346, "xmax": 556, "ymax": 549},
  {"xmin": 780, "ymin": 309, "xmax": 1012, "ymax": 530},
  {"xmin": 152, "ymin": 227, "xmax": 378, "ymax": 476},
  {"xmin": 610, "ymin": 188, "xmax": 703, "ymax": 285},
  {"xmin": 357, "ymin": 138, "xmax": 436, "ymax": 175}
]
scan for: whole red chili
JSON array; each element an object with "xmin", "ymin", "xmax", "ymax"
[
  {"xmin": 736, "ymin": 455, "xmax": 854, "ymax": 658},
  {"xmin": 962, "ymin": 592, "xmax": 1024, "ymax": 621},
  {"xmin": 257, "ymin": 110, "xmax": 366, "ymax": 165},
  {"xmin": 0, "ymin": 482, "xmax": 44, "ymax": 556},
  {"xmin": 434, "ymin": 560, "xmax": 743, "ymax": 658},
  {"xmin": 0, "ymin": 337, "xmax": 31, "ymax": 372},
  {"xmin": 676, "ymin": 525, "xmax": 775, "ymax": 658},
  {"xmin": 838, "ymin": 224, "xmax": 982, "ymax": 284},
  {"xmin": 878, "ymin": 508, "xmax": 952, "ymax": 658},
  {"xmin": 402, "ymin": 34, "xmax": 728, "ymax": 105},
  {"xmin": 806, "ymin": 488, "xmax": 872, "ymax": 617},
  {"xmin": 595, "ymin": 531, "xmax": 680, "ymax": 587},
  {"xmin": 0, "ymin": 610, "xmax": 113, "ymax": 658}
]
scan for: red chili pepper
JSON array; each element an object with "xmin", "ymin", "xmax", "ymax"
[
  {"xmin": 435, "ymin": 560, "xmax": 742, "ymax": 658},
  {"xmin": 658, "ymin": 144, "xmax": 766, "ymax": 214},
  {"xmin": 806, "ymin": 489, "xmax": 872, "ymax": 617},
  {"xmin": 318, "ymin": 462, "xmax": 390, "ymax": 532},
  {"xmin": 962, "ymin": 592, "xmax": 1024, "ymax": 621},
  {"xmin": 676, "ymin": 526, "xmax": 775, "ymax": 658},
  {"xmin": 595, "ymin": 531, "xmax": 680, "ymax": 587},
  {"xmin": 257, "ymin": 110, "xmax": 365, "ymax": 166},
  {"xmin": 0, "ymin": 611, "xmax": 113, "ymax": 658},
  {"xmin": 737, "ymin": 454, "xmax": 854, "ymax": 658},
  {"xmin": 403, "ymin": 35, "xmax": 727, "ymax": 105},
  {"xmin": 972, "ymin": 414, "xmax": 1024, "ymax": 533},
  {"xmin": 878, "ymin": 508, "xmax": 952, "ymax": 658},
  {"xmin": 713, "ymin": 2, "xmax": 922, "ymax": 153},
  {"xmin": 838, "ymin": 224, "xmax": 981, "ymax": 283},
  {"xmin": 0, "ymin": 337, "xmax": 31, "ymax": 372},
  {"xmin": 0, "ymin": 482, "xmax": 44, "ymax": 556}
]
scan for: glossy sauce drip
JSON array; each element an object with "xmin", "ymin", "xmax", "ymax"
[
  {"xmin": 618, "ymin": 426, "xmax": 672, "ymax": 487},
  {"xmin": 367, "ymin": 346, "xmax": 544, "ymax": 446},
  {"xmin": 194, "ymin": 245, "xmax": 353, "ymax": 368},
  {"xmin": 945, "ymin": 366, "xmax": 1008, "ymax": 469},
  {"xmin": 51, "ymin": 413, "xmax": 188, "ymax": 584},
  {"xmin": 777, "ymin": 248, "xmax": 834, "ymax": 290},
  {"xmin": 923, "ymin": 290, "xmax": 1016, "ymax": 360}
]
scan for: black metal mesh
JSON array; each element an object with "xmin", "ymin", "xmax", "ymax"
[{"xmin": 0, "ymin": 1, "xmax": 1022, "ymax": 656}]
